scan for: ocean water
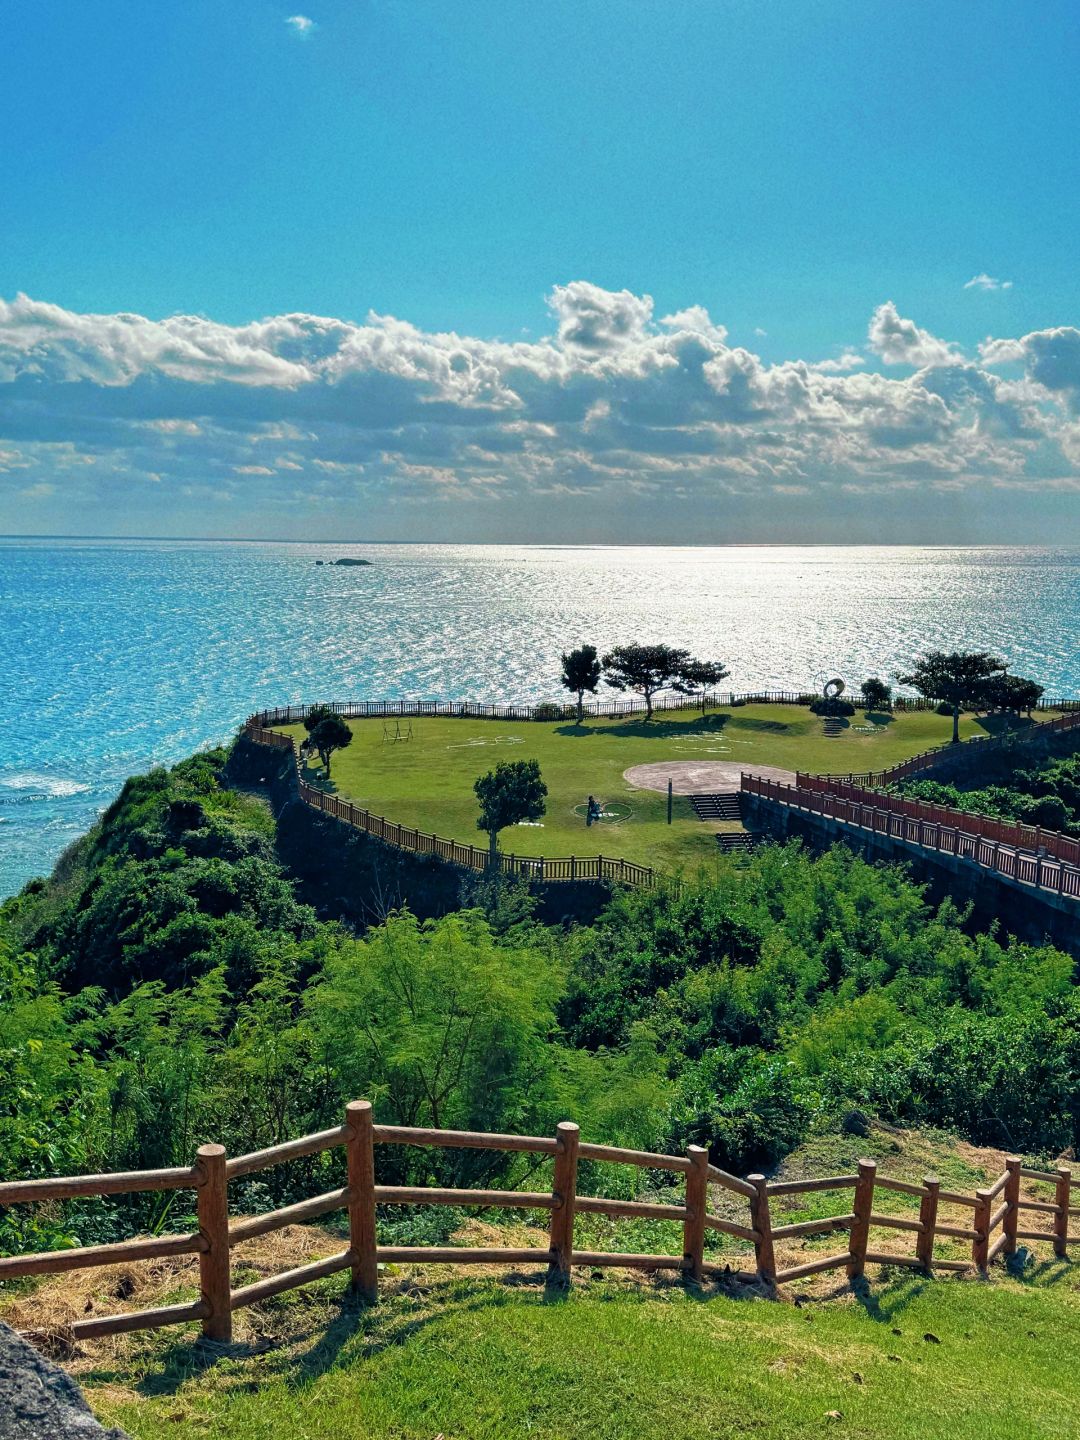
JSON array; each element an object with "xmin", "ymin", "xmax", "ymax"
[{"xmin": 2, "ymin": 539, "xmax": 1079, "ymax": 897}]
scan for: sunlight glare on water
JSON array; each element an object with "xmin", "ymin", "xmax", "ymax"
[{"xmin": 2, "ymin": 538, "xmax": 1078, "ymax": 895}]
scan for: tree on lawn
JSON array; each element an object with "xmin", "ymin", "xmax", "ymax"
[
  {"xmin": 983, "ymin": 672, "xmax": 1045, "ymax": 719},
  {"xmin": 897, "ymin": 650, "xmax": 1006, "ymax": 743},
  {"xmin": 601, "ymin": 644, "xmax": 692, "ymax": 720},
  {"xmin": 860, "ymin": 677, "xmax": 892, "ymax": 712},
  {"xmin": 475, "ymin": 759, "xmax": 547, "ymax": 865},
  {"xmin": 308, "ymin": 714, "xmax": 353, "ymax": 776},
  {"xmin": 302, "ymin": 704, "xmax": 337, "ymax": 738},
  {"xmin": 676, "ymin": 658, "xmax": 731, "ymax": 715},
  {"xmin": 560, "ymin": 644, "xmax": 602, "ymax": 724}
]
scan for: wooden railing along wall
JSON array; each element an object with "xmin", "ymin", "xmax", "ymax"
[
  {"xmin": 2, "ymin": 1109, "xmax": 1075, "ymax": 1344},
  {"xmin": 741, "ymin": 773, "xmax": 1080, "ymax": 901},
  {"xmin": 813, "ymin": 707, "xmax": 1080, "ymax": 790}
]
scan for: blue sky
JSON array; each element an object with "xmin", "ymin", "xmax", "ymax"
[{"xmin": 1, "ymin": 0, "xmax": 1079, "ymax": 542}]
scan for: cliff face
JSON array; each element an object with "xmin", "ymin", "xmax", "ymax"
[{"xmin": 0, "ymin": 1324, "xmax": 129, "ymax": 1440}]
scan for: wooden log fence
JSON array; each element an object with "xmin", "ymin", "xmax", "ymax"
[
  {"xmin": 3, "ymin": 1119, "xmax": 1075, "ymax": 1344},
  {"xmin": 742, "ymin": 772, "xmax": 1080, "ymax": 902}
]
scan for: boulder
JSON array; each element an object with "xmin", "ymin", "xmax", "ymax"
[{"xmin": 0, "ymin": 1324, "xmax": 129, "ymax": 1440}]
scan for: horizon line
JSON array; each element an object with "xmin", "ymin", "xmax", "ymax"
[{"xmin": 0, "ymin": 534, "xmax": 1072, "ymax": 551}]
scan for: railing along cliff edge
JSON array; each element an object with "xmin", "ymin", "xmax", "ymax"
[
  {"xmin": 813, "ymin": 706, "xmax": 1080, "ymax": 789},
  {"xmin": 243, "ymin": 722, "xmax": 662, "ymax": 889},
  {"xmin": 2, "ymin": 1112, "xmax": 1074, "ymax": 1344},
  {"xmin": 741, "ymin": 773, "xmax": 1080, "ymax": 901}
]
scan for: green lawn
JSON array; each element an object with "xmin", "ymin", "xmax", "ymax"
[
  {"xmin": 282, "ymin": 705, "xmax": 994, "ymax": 871},
  {"xmin": 89, "ymin": 1263, "xmax": 1080, "ymax": 1440}
]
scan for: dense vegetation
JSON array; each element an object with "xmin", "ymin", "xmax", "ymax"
[
  {"xmin": 2, "ymin": 746, "xmax": 1077, "ymax": 1262},
  {"xmin": 899, "ymin": 748, "xmax": 1080, "ymax": 836}
]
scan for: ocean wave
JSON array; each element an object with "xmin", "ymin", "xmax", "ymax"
[{"xmin": 0, "ymin": 773, "xmax": 92, "ymax": 799}]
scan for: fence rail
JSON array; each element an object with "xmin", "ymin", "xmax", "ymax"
[
  {"xmin": 4, "ymin": 1112, "xmax": 1074, "ymax": 1344},
  {"xmin": 793, "ymin": 773, "xmax": 1080, "ymax": 869},
  {"xmin": 243, "ymin": 723, "xmax": 663, "ymax": 889},
  {"xmin": 742, "ymin": 773, "xmax": 1080, "ymax": 901},
  {"xmin": 814, "ymin": 706, "xmax": 1080, "ymax": 789},
  {"xmin": 248, "ymin": 694, "xmax": 1080, "ymax": 729}
]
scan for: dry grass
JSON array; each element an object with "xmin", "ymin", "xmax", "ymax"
[{"xmin": 3, "ymin": 1124, "xmax": 1070, "ymax": 1368}]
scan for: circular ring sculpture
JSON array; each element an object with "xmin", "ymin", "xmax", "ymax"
[{"xmin": 823, "ymin": 677, "xmax": 846, "ymax": 699}]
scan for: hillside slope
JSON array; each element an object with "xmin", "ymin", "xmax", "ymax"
[{"xmin": 9, "ymin": 1127, "xmax": 1077, "ymax": 1440}]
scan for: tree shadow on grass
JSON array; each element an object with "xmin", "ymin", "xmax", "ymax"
[
  {"xmin": 556, "ymin": 715, "xmax": 731, "ymax": 741},
  {"xmin": 861, "ymin": 711, "xmax": 895, "ymax": 728},
  {"xmin": 300, "ymin": 761, "xmax": 339, "ymax": 795},
  {"xmin": 972, "ymin": 713, "xmax": 1038, "ymax": 738},
  {"xmin": 727, "ymin": 716, "xmax": 798, "ymax": 734}
]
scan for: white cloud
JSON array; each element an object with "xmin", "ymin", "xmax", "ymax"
[
  {"xmin": 808, "ymin": 350, "xmax": 866, "ymax": 374},
  {"xmin": 285, "ymin": 15, "xmax": 315, "ymax": 35},
  {"xmin": 2, "ymin": 284, "xmax": 1078, "ymax": 531},
  {"xmin": 867, "ymin": 301, "xmax": 960, "ymax": 368},
  {"xmin": 964, "ymin": 273, "xmax": 1013, "ymax": 292},
  {"xmin": 548, "ymin": 281, "xmax": 653, "ymax": 353}
]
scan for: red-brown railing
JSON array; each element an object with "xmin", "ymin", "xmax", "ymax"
[
  {"xmin": 3, "ymin": 1112, "xmax": 1074, "ymax": 1344},
  {"xmin": 794, "ymin": 774, "xmax": 1080, "ymax": 869},
  {"xmin": 814, "ymin": 707, "xmax": 1080, "ymax": 789},
  {"xmin": 742, "ymin": 773, "xmax": 1080, "ymax": 901},
  {"xmin": 243, "ymin": 723, "xmax": 663, "ymax": 889}
]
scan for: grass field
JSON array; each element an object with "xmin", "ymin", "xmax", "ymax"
[
  {"xmin": 16, "ymin": 1127, "xmax": 1078, "ymax": 1439},
  {"xmin": 282, "ymin": 704, "xmax": 992, "ymax": 871},
  {"xmin": 80, "ymin": 1269, "xmax": 1080, "ymax": 1440}
]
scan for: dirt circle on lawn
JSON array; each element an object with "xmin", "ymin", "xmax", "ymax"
[{"xmin": 623, "ymin": 760, "xmax": 797, "ymax": 794}]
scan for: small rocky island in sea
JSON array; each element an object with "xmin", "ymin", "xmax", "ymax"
[{"xmin": 315, "ymin": 557, "xmax": 373, "ymax": 566}]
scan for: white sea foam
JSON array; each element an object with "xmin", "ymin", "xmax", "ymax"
[{"xmin": 0, "ymin": 773, "xmax": 92, "ymax": 798}]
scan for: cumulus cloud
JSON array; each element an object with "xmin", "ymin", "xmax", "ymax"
[
  {"xmin": 867, "ymin": 301, "xmax": 960, "ymax": 368},
  {"xmin": 548, "ymin": 282, "xmax": 653, "ymax": 353},
  {"xmin": 285, "ymin": 15, "xmax": 315, "ymax": 35},
  {"xmin": 1, "ymin": 284, "xmax": 1078, "ymax": 534},
  {"xmin": 964, "ymin": 273, "xmax": 1013, "ymax": 291}
]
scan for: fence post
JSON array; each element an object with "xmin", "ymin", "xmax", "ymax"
[
  {"xmin": 973, "ymin": 1188, "xmax": 992, "ymax": 1271},
  {"xmin": 916, "ymin": 1175, "xmax": 940, "ymax": 1271},
  {"xmin": 747, "ymin": 1174, "xmax": 775, "ymax": 1283},
  {"xmin": 196, "ymin": 1143, "xmax": 232, "ymax": 1343},
  {"xmin": 548, "ymin": 1121, "xmax": 580, "ymax": 1284},
  {"xmin": 1054, "ymin": 1167, "xmax": 1071, "ymax": 1259},
  {"xmin": 345, "ymin": 1100, "xmax": 379, "ymax": 1304},
  {"xmin": 682, "ymin": 1145, "xmax": 709, "ymax": 1284},
  {"xmin": 848, "ymin": 1159, "xmax": 876, "ymax": 1279},
  {"xmin": 1002, "ymin": 1158, "xmax": 1021, "ymax": 1258}
]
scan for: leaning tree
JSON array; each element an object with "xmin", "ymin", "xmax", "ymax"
[
  {"xmin": 560, "ymin": 644, "xmax": 602, "ymax": 724},
  {"xmin": 307, "ymin": 714, "xmax": 353, "ymax": 776},
  {"xmin": 897, "ymin": 650, "xmax": 1006, "ymax": 743},
  {"xmin": 475, "ymin": 758, "xmax": 547, "ymax": 866},
  {"xmin": 676, "ymin": 657, "xmax": 731, "ymax": 715},
  {"xmin": 601, "ymin": 644, "xmax": 692, "ymax": 720}
]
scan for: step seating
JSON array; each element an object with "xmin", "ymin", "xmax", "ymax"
[{"xmin": 690, "ymin": 792, "xmax": 743, "ymax": 822}]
